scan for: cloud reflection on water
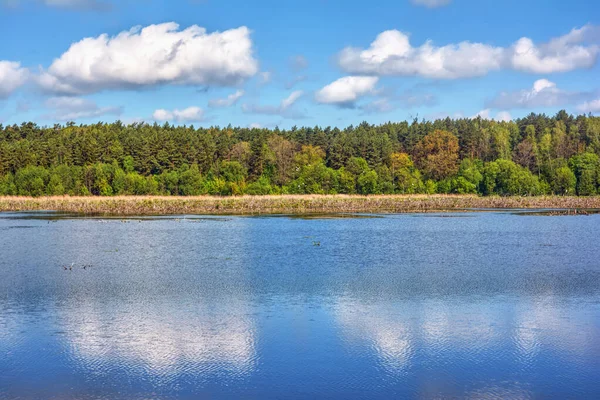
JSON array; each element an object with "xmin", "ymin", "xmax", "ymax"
[
  {"xmin": 334, "ymin": 295, "xmax": 600, "ymax": 379},
  {"xmin": 57, "ymin": 299, "xmax": 257, "ymax": 380}
]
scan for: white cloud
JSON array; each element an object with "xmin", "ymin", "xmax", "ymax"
[
  {"xmin": 208, "ymin": 90, "xmax": 244, "ymax": 108},
  {"xmin": 337, "ymin": 25, "xmax": 600, "ymax": 79},
  {"xmin": 338, "ymin": 30, "xmax": 503, "ymax": 79},
  {"xmin": 474, "ymin": 109, "xmax": 491, "ymax": 119},
  {"xmin": 577, "ymin": 99, "xmax": 600, "ymax": 114},
  {"xmin": 495, "ymin": 111, "xmax": 513, "ymax": 122},
  {"xmin": 315, "ymin": 76, "xmax": 379, "ymax": 106},
  {"xmin": 487, "ymin": 79, "xmax": 591, "ymax": 109},
  {"xmin": 281, "ymin": 90, "xmax": 303, "ymax": 109},
  {"xmin": 38, "ymin": 22, "xmax": 258, "ymax": 94},
  {"xmin": 410, "ymin": 0, "xmax": 451, "ymax": 8},
  {"xmin": 510, "ymin": 25, "xmax": 600, "ymax": 74},
  {"xmin": 44, "ymin": 96, "xmax": 122, "ymax": 120},
  {"xmin": 0, "ymin": 61, "xmax": 29, "ymax": 98},
  {"xmin": 153, "ymin": 106, "xmax": 204, "ymax": 122},
  {"xmin": 473, "ymin": 109, "xmax": 512, "ymax": 121},
  {"xmin": 242, "ymin": 90, "xmax": 304, "ymax": 118}
]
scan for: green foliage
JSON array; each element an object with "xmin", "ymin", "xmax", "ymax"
[
  {"xmin": 437, "ymin": 159, "xmax": 484, "ymax": 195},
  {"xmin": 220, "ymin": 161, "xmax": 247, "ymax": 184},
  {"xmin": 569, "ymin": 153, "xmax": 599, "ymax": 196},
  {"xmin": 0, "ymin": 113, "xmax": 599, "ymax": 196},
  {"xmin": 345, "ymin": 157, "xmax": 370, "ymax": 177},
  {"xmin": 247, "ymin": 176, "xmax": 275, "ymax": 195},
  {"xmin": 550, "ymin": 166, "xmax": 577, "ymax": 195},
  {"xmin": 424, "ymin": 180, "xmax": 437, "ymax": 194},
  {"xmin": 458, "ymin": 159, "xmax": 483, "ymax": 188},
  {"xmin": 122, "ymin": 155, "xmax": 135, "ymax": 173},
  {"xmin": 15, "ymin": 166, "xmax": 49, "ymax": 197},
  {"xmin": 390, "ymin": 153, "xmax": 424, "ymax": 194},
  {"xmin": 157, "ymin": 170, "xmax": 179, "ymax": 195},
  {"xmin": 178, "ymin": 164, "xmax": 203, "ymax": 196},
  {"xmin": 357, "ymin": 170, "xmax": 379, "ymax": 195},
  {"xmin": 438, "ymin": 176, "xmax": 478, "ymax": 195},
  {"xmin": 482, "ymin": 159, "xmax": 545, "ymax": 196},
  {"xmin": 375, "ymin": 165, "xmax": 394, "ymax": 194},
  {"xmin": 47, "ymin": 174, "xmax": 65, "ymax": 196},
  {"xmin": 289, "ymin": 163, "xmax": 339, "ymax": 194},
  {"xmin": 337, "ymin": 168, "xmax": 356, "ymax": 194},
  {"xmin": 0, "ymin": 173, "xmax": 17, "ymax": 195}
]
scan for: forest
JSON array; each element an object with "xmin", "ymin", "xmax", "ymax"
[{"xmin": 1, "ymin": 111, "xmax": 600, "ymax": 197}]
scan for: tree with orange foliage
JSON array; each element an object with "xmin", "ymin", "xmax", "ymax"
[{"xmin": 414, "ymin": 130, "xmax": 459, "ymax": 181}]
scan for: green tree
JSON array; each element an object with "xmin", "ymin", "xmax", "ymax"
[
  {"xmin": 550, "ymin": 166, "xmax": 576, "ymax": 195},
  {"xmin": 357, "ymin": 170, "xmax": 379, "ymax": 194},
  {"xmin": 570, "ymin": 153, "xmax": 599, "ymax": 196},
  {"xmin": 178, "ymin": 164, "xmax": 203, "ymax": 196}
]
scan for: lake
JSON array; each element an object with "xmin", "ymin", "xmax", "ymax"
[{"xmin": 1, "ymin": 211, "xmax": 599, "ymax": 399}]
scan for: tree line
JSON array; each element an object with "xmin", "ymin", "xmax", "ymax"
[{"xmin": 1, "ymin": 111, "xmax": 600, "ymax": 197}]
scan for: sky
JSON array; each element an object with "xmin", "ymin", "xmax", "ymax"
[{"xmin": 0, "ymin": 0, "xmax": 599, "ymax": 128}]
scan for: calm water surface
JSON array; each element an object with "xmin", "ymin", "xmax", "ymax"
[{"xmin": 1, "ymin": 212, "xmax": 599, "ymax": 399}]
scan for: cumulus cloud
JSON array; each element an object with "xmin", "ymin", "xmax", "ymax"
[
  {"xmin": 0, "ymin": 61, "xmax": 29, "ymax": 98},
  {"xmin": 208, "ymin": 90, "xmax": 244, "ymax": 108},
  {"xmin": 510, "ymin": 25, "xmax": 600, "ymax": 74},
  {"xmin": 487, "ymin": 79, "xmax": 591, "ymax": 109},
  {"xmin": 337, "ymin": 25, "xmax": 600, "ymax": 79},
  {"xmin": 410, "ymin": 0, "xmax": 451, "ymax": 8},
  {"xmin": 315, "ymin": 76, "xmax": 379, "ymax": 107},
  {"xmin": 37, "ymin": 22, "xmax": 258, "ymax": 95},
  {"xmin": 242, "ymin": 90, "xmax": 304, "ymax": 118},
  {"xmin": 338, "ymin": 30, "xmax": 503, "ymax": 79},
  {"xmin": 44, "ymin": 96, "xmax": 122, "ymax": 121},
  {"xmin": 153, "ymin": 106, "xmax": 204, "ymax": 122},
  {"xmin": 577, "ymin": 99, "xmax": 600, "ymax": 114},
  {"xmin": 473, "ymin": 109, "xmax": 512, "ymax": 121}
]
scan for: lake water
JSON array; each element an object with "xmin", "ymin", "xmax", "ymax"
[{"xmin": 1, "ymin": 211, "xmax": 599, "ymax": 399}]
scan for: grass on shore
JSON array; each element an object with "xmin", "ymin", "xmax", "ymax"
[{"xmin": 1, "ymin": 194, "xmax": 600, "ymax": 215}]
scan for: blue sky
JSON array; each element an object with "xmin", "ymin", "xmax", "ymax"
[{"xmin": 0, "ymin": 0, "xmax": 599, "ymax": 128}]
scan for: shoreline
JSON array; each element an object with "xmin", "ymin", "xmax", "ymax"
[{"xmin": 1, "ymin": 195, "xmax": 600, "ymax": 215}]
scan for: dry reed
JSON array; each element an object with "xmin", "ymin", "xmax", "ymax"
[{"xmin": 1, "ymin": 195, "xmax": 600, "ymax": 215}]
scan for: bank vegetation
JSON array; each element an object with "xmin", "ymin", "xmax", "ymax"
[{"xmin": 2, "ymin": 195, "xmax": 600, "ymax": 215}]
